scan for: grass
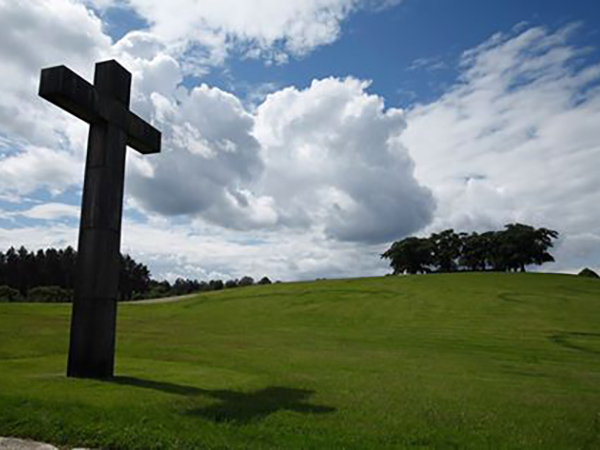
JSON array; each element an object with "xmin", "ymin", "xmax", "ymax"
[{"xmin": 1, "ymin": 272, "xmax": 599, "ymax": 449}]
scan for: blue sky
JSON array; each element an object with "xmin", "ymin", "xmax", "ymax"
[
  {"xmin": 0, "ymin": 0, "xmax": 599, "ymax": 281},
  {"xmin": 96, "ymin": 0, "xmax": 600, "ymax": 108},
  {"xmin": 218, "ymin": 0, "xmax": 600, "ymax": 106}
]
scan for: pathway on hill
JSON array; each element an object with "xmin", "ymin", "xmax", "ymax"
[
  {"xmin": 123, "ymin": 293, "xmax": 197, "ymax": 305},
  {"xmin": 0, "ymin": 437, "xmax": 89, "ymax": 450}
]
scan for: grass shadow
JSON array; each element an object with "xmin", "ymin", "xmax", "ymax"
[
  {"xmin": 549, "ymin": 332, "xmax": 600, "ymax": 355},
  {"xmin": 109, "ymin": 377, "xmax": 336, "ymax": 424},
  {"xmin": 497, "ymin": 292, "xmax": 527, "ymax": 303}
]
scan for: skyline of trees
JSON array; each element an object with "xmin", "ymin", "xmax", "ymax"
[
  {"xmin": 0, "ymin": 246, "xmax": 271, "ymax": 302},
  {"xmin": 0, "ymin": 246, "xmax": 152, "ymax": 301},
  {"xmin": 382, "ymin": 224, "xmax": 559, "ymax": 275},
  {"xmin": 0, "ymin": 224, "xmax": 566, "ymax": 302}
]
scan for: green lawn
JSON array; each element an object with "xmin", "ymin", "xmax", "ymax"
[{"xmin": 1, "ymin": 273, "xmax": 599, "ymax": 449}]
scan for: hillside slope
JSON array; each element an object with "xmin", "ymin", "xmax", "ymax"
[{"xmin": 1, "ymin": 273, "xmax": 599, "ymax": 449}]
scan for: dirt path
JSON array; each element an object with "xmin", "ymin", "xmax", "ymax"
[
  {"xmin": 123, "ymin": 293, "xmax": 197, "ymax": 305},
  {"xmin": 0, "ymin": 437, "xmax": 86, "ymax": 450}
]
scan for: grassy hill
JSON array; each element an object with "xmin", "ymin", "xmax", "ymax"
[{"xmin": 0, "ymin": 273, "xmax": 599, "ymax": 449}]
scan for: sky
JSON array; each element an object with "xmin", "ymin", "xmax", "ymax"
[{"xmin": 0, "ymin": 0, "xmax": 599, "ymax": 282}]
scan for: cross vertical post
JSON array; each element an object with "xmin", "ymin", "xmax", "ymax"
[{"xmin": 39, "ymin": 60, "xmax": 161, "ymax": 378}]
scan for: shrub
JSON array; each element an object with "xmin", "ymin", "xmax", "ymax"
[
  {"xmin": 225, "ymin": 279, "xmax": 239, "ymax": 289},
  {"xmin": 209, "ymin": 280, "xmax": 224, "ymax": 291},
  {"xmin": 27, "ymin": 286, "xmax": 73, "ymax": 303},
  {"xmin": 257, "ymin": 276, "xmax": 272, "ymax": 285},
  {"xmin": 0, "ymin": 285, "xmax": 22, "ymax": 302},
  {"xmin": 238, "ymin": 276, "xmax": 254, "ymax": 287},
  {"xmin": 578, "ymin": 268, "xmax": 599, "ymax": 278}
]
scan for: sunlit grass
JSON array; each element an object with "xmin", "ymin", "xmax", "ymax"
[{"xmin": 1, "ymin": 273, "xmax": 599, "ymax": 449}]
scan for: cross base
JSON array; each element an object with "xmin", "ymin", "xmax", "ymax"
[{"xmin": 67, "ymin": 298, "xmax": 117, "ymax": 378}]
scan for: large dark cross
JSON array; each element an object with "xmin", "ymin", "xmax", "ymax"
[{"xmin": 39, "ymin": 60, "xmax": 161, "ymax": 378}]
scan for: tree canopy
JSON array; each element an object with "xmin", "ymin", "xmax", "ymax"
[
  {"xmin": 381, "ymin": 237, "xmax": 433, "ymax": 275},
  {"xmin": 0, "ymin": 246, "xmax": 151, "ymax": 301},
  {"xmin": 382, "ymin": 224, "xmax": 559, "ymax": 275}
]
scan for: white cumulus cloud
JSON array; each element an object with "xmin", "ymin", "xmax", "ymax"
[
  {"xmin": 97, "ymin": 0, "xmax": 401, "ymax": 69},
  {"xmin": 254, "ymin": 77, "xmax": 435, "ymax": 243},
  {"xmin": 402, "ymin": 24, "xmax": 600, "ymax": 272},
  {"xmin": 124, "ymin": 75, "xmax": 434, "ymax": 244}
]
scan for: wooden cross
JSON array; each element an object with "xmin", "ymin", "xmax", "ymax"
[{"xmin": 39, "ymin": 60, "xmax": 161, "ymax": 378}]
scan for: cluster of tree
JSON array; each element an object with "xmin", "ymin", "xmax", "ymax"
[
  {"xmin": 0, "ymin": 246, "xmax": 274, "ymax": 303},
  {"xmin": 0, "ymin": 246, "xmax": 77, "ymax": 296},
  {"xmin": 382, "ymin": 224, "xmax": 559, "ymax": 275},
  {"xmin": 142, "ymin": 276, "xmax": 272, "ymax": 299},
  {"xmin": 0, "ymin": 246, "xmax": 151, "ymax": 302}
]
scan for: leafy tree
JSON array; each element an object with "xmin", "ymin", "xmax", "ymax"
[
  {"xmin": 498, "ymin": 224, "xmax": 559, "ymax": 272},
  {"xmin": 459, "ymin": 231, "xmax": 500, "ymax": 271},
  {"xmin": 119, "ymin": 254, "xmax": 151, "ymax": 300},
  {"xmin": 225, "ymin": 279, "xmax": 239, "ymax": 289},
  {"xmin": 258, "ymin": 276, "xmax": 272, "ymax": 285},
  {"xmin": 15, "ymin": 246, "xmax": 33, "ymax": 295},
  {"xmin": 238, "ymin": 276, "xmax": 254, "ymax": 287},
  {"xmin": 383, "ymin": 223, "xmax": 558, "ymax": 275},
  {"xmin": 578, "ymin": 268, "xmax": 599, "ymax": 278},
  {"xmin": 44, "ymin": 248, "xmax": 62, "ymax": 288},
  {"xmin": 60, "ymin": 246, "xmax": 77, "ymax": 289},
  {"xmin": 381, "ymin": 237, "xmax": 432, "ymax": 274},
  {"xmin": 0, "ymin": 252, "xmax": 6, "ymax": 286},
  {"xmin": 147, "ymin": 280, "xmax": 172, "ymax": 298},
  {"xmin": 4, "ymin": 247, "xmax": 18, "ymax": 290},
  {"xmin": 0, "ymin": 244, "xmax": 273, "ymax": 301},
  {"xmin": 209, "ymin": 279, "xmax": 224, "ymax": 291},
  {"xmin": 171, "ymin": 278, "xmax": 200, "ymax": 296},
  {"xmin": 0, "ymin": 285, "xmax": 21, "ymax": 302},
  {"xmin": 28, "ymin": 286, "xmax": 73, "ymax": 303},
  {"xmin": 430, "ymin": 229, "xmax": 462, "ymax": 272}
]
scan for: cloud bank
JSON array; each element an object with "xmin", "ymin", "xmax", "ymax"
[{"xmin": 403, "ymin": 24, "xmax": 600, "ymax": 272}]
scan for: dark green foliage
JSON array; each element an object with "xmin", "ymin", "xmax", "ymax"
[
  {"xmin": 0, "ymin": 246, "xmax": 270, "ymax": 301},
  {"xmin": 238, "ymin": 276, "xmax": 254, "ymax": 287},
  {"xmin": 383, "ymin": 223, "xmax": 559, "ymax": 274},
  {"xmin": 494, "ymin": 224, "xmax": 559, "ymax": 272},
  {"xmin": 0, "ymin": 246, "xmax": 78, "ymax": 297},
  {"xmin": 430, "ymin": 229, "xmax": 462, "ymax": 272},
  {"xmin": 209, "ymin": 279, "xmax": 224, "ymax": 291},
  {"xmin": 258, "ymin": 276, "xmax": 272, "ymax": 285},
  {"xmin": 27, "ymin": 286, "xmax": 73, "ymax": 303},
  {"xmin": 119, "ymin": 254, "xmax": 151, "ymax": 300},
  {"xmin": 146, "ymin": 280, "xmax": 172, "ymax": 298},
  {"xmin": 0, "ymin": 246, "xmax": 150, "ymax": 302},
  {"xmin": 381, "ymin": 237, "xmax": 433, "ymax": 274},
  {"xmin": 225, "ymin": 279, "xmax": 239, "ymax": 289},
  {"xmin": 0, "ymin": 285, "xmax": 21, "ymax": 302},
  {"xmin": 459, "ymin": 232, "xmax": 494, "ymax": 271},
  {"xmin": 171, "ymin": 278, "xmax": 200, "ymax": 296},
  {"xmin": 578, "ymin": 268, "xmax": 599, "ymax": 278}
]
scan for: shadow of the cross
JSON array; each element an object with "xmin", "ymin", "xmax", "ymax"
[{"xmin": 109, "ymin": 376, "xmax": 336, "ymax": 424}]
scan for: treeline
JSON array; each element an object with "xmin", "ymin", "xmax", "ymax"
[
  {"xmin": 382, "ymin": 223, "xmax": 559, "ymax": 275},
  {"xmin": 145, "ymin": 275, "xmax": 272, "ymax": 300},
  {"xmin": 0, "ymin": 246, "xmax": 272, "ymax": 303},
  {"xmin": 0, "ymin": 246, "xmax": 151, "ymax": 302}
]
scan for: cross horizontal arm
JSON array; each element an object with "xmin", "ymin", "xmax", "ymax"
[
  {"xmin": 39, "ymin": 64, "xmax": 161, "ymax": 155},
  {"xmin": 39, "ymin": 65, "xmax": 102, "ymax": 125},
  {"xmin": 127, "ymin": 112, "xmax": 161, "ymax": 154}
]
